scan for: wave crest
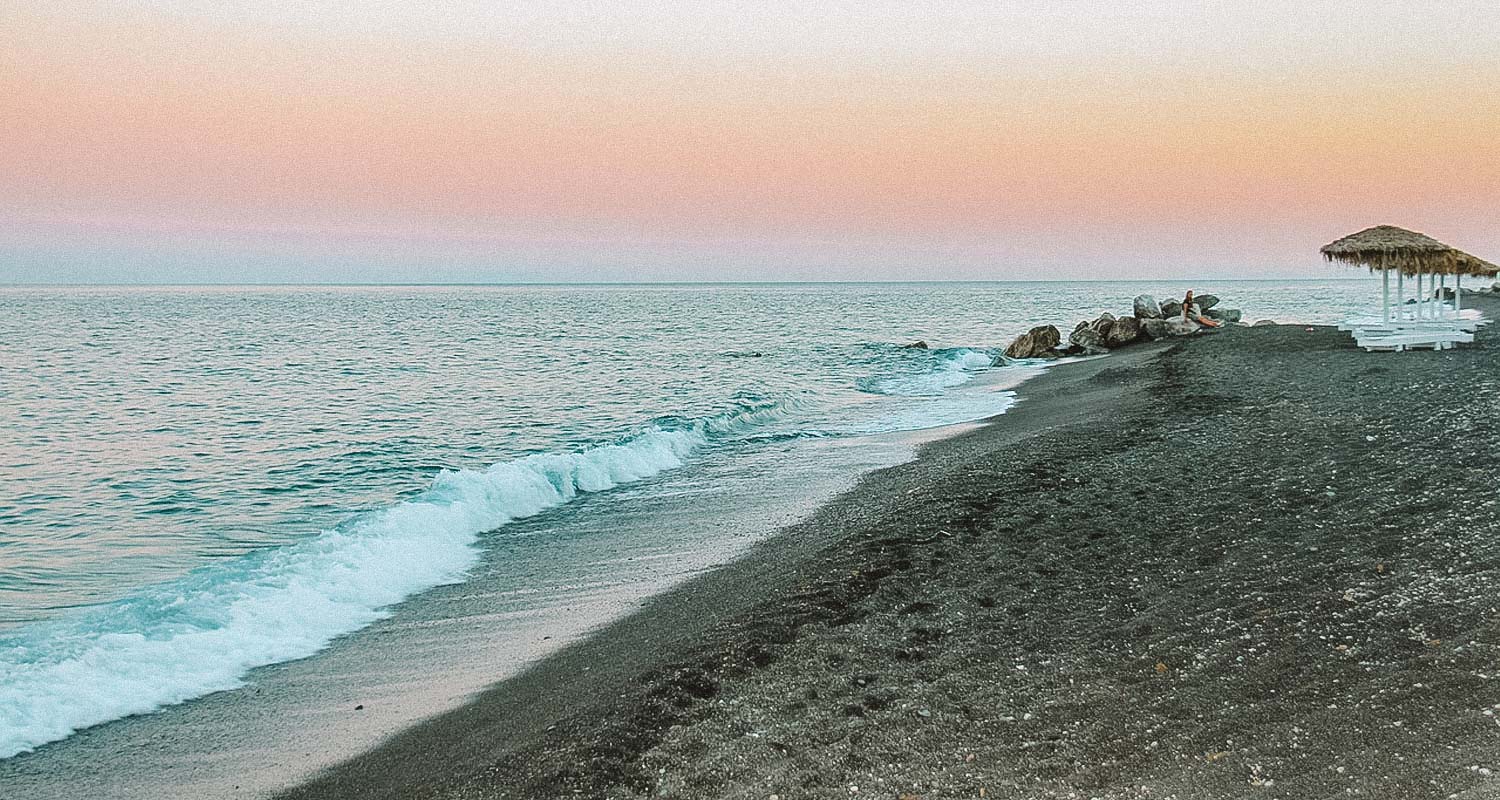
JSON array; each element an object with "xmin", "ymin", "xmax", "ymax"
[
  {"xmin": 857, "ymin": 347, "xmax": 997, "ymax": 397},
  {"xmin": 0, "ymin": 399, "xmax": 786, "ymax": 759}
]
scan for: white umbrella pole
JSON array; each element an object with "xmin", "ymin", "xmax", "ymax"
[
  {"xmin": 1397, "ymin": 269, "xmax": 1405, "ymax": 319},
  {"xmin": 1457, "ymin": 274, "xmax": 1463, "ymax": 314},
  {"xmin": 1440, "ymin": 274, "xmax": 1448, "ymax": 318},
  {"xmin": 1381, "ymin": 268, "xmax": 1390, "ymax": 323}
]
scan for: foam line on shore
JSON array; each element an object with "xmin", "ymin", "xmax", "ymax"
[
  {"xmin": 0, "ymin": 402, "xmax": 790, "ymax": 759},
  {"xmin": 0, "ymin": 345, "xmax": 1028, "ymax": 760}
]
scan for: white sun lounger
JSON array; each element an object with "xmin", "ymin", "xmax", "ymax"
[
  {"xmin": 1339, "ymin": 317, "xmax": 1483, "ymax": 334},
  {"xmin": 1339, "ymin": 304, "xmax": 1487, "ymax": 341},
  {"xmin": 1354, "ymin": 329, "xmax": 1473, "ymax": 351}
]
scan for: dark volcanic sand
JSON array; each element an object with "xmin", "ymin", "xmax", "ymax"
[{"xmin": 286, "ymin": 296, "xmax": 1500, "ymax": 800}]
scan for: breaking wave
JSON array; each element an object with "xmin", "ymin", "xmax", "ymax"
[
  {"xmin": 857, "ymin": 347, "xmax": 997, "ymax": 397},
  {"xmin": 0, "ymin": 399, "xmax": 790, "ymax": 759}
]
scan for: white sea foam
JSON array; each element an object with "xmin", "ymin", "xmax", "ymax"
[
  {"xmin": 838, "ymin": 388, "xmax": 1020, "ymax": 436},
  {"xmin": 863, "ymin": 348, "xmax": 996, "ymax": 397},
  {"xmin": 0, "ymin": 407, "xmax": 783, "ymax": 759},
  {"xmin": 0, "ymin": 357, "xmax": 1008, "ymax": 758}
]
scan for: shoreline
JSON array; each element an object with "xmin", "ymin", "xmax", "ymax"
[
  {"xmin": 0, "ymin": 331, "xmax": 1042, "ymax": 799},
  {"xmin": 280, "ymin": 341, "xmax": 1172, "ymax": 799},
  {"xmin": 287, "ymin": 294, "xmax": 1500, "ymax": 799}
]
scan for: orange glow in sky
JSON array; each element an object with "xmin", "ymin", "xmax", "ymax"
[{"xmin": 4, "ymin": 3, "xmax": 1499, "ymax": 282}]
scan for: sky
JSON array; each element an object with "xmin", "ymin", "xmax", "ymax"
[{"xmin": 3, "ymin": 1, "xmax": 1499, "ymax": 283}]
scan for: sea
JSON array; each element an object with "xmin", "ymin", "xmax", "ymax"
[{"xmin": 0, "ymin": 280, "xmax": 1376, "ymax": 797}]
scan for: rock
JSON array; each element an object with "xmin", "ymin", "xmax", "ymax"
[
  {"xmin": 1141, "ymin": 318, "xmax": 1200, "ymax": 340},
  {"xmin": 1205, "ymin": 308, "xmax": 1242, "ymax": 323},
  {"xmin": 1159, "ymin": 300, "xmax": 1182, "ymax": 319},
  {"xmin": 1140, "ymin": 318, "xmax": 1172, "ymax": 340},
  {"xmin": 1086, "ymin": 313, "xmax": 1116, "ymax": 345},
  {"xmin": 902, "ymin": 340, "xmax": 929, "ymax": 349},
  {"xmin": 1105, "ymin": 315, "xmax": 1142, "ymax": 347},
  {"xmin": 1252, "ymin": 319, "xmax": 1276, "ymax": 327},
  {"xmin": 1003, "ymin": 325, "xmax": 1061, "ymax": 359},
  {"xmin": 1194, "ymin": 294, "xmax": 1220, "ymax": 311},
  {"xmin": 1068, "ymin": 324, "xmax": 1108, "ymax": 355},
  {"xmin": 1133, "ymin": 294, "xmax": 1163, "ymax": 319}
]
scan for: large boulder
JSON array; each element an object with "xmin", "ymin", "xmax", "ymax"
[
  {"xmin": 902, "ymin": 340, "xmax": 929, "ymax": 349},
  {"xmin": 1159, "ymin": 300, "xmax": 1182, "ymax": 319},
  {"xmin": 1004, "ymin": 325, "xmax": 1062, "ymax": 359},
  {"xmin": 1133, "ymin": 294, "xmax": 1163, "ymax": 319},
  {"xmin": 1194, "ymin": 294, "xmax": 1220, "ymax": 311},
  {"xmin": 1068, "ymin": 324, "xmax": 1108, "ymax": 355},
  {"xmin": 1088, "ymin": 312, "xmax": 1117, "ymax": 339},
  {"xmin": 1140, "ymin": 318, "xmax": 1171, "ymax": 340},
  {"xmin": 1167, "ymin": 319, "xmax": 1203, "ymax": 337},
  {"xmin": 1141, "ymin": 318, "xmax": 1201, "ymax": 340},
  {"xmin": 1205, "ymin": 308, "xmax": 1241, "ymax": 323},
  {"xmin": 1105, "ymin": 315, "xmax": 1143, "ymax": 347}
]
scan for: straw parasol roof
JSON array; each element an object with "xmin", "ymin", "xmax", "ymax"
[
  {"xmin": 1453, "ymin": 251, "xmax": 1500, "ymax": 278},
  {"xmin": 1321, "ymin": 225, "xmax": 1498, "ymax": 277}
]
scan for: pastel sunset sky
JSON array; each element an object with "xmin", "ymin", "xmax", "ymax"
[{"xmin": 4, "ymin": 2, "xmax": 1498, "ymax": 283}]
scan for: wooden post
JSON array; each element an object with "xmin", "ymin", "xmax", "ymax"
[{"xmin": 1397, "ymin": 269, "xmax": 1405, "ymax": 319}]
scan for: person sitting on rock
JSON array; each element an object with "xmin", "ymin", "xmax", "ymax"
[{"xmin": 1183, "ymin": 290, "xmax": 1221, "ymax": 328}]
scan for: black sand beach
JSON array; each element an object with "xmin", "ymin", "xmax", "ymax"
[{"xmin": 286, "ymin": 295, "xmax": 1500, "ymax": 800}]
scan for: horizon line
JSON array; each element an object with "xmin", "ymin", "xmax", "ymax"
[{"xmin": 1, "ymin": 277, "xmax": 1374, "ymax": 289}]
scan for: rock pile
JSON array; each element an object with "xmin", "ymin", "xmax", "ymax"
[{"xmin": 1003, "ymin": 293, "xmax": 1246, "ymax": 359}]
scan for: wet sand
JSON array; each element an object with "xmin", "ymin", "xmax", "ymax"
[{"xmin": 287, "ymin": 296, "xmax": 1500, "ymax": 800}]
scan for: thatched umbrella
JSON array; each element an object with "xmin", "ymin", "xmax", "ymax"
[{"xmin": 1321, "ymin": 225, "xmax": 1498, "ymax": 323}]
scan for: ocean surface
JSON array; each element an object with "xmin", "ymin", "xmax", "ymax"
[{"xmin": 0, "ymin": 280, "xmax": 1376, "ymax": 788}]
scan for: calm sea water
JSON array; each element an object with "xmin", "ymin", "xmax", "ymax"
[{"xmin": 0, "ymin": 280, "xmax": 1376, "ymax": 762}]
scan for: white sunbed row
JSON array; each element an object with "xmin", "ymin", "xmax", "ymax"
[
  {"xmin": 1339, "ymin": 304, "xmax": 1485, "ymax": 328},
  {"xmin": 1339, "ymin": 305, "xmax": 1484, "ymax": 352},
  {"xmin": 1338, "ymin": 317, "xmax": 1483, "ymax": 334},
  {"xmin": 1352, "ymin": 329, "xmax": 1473, "ymax": 352}
]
